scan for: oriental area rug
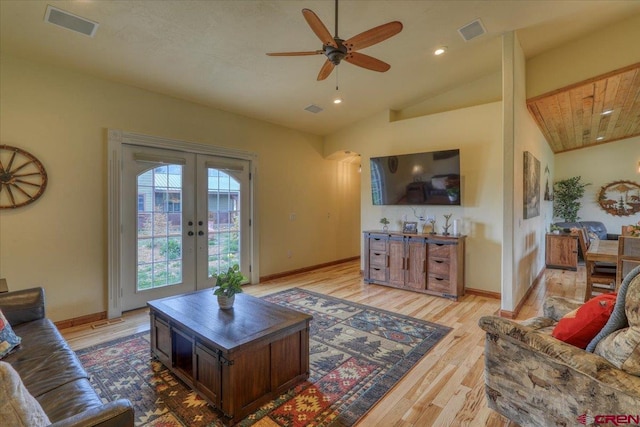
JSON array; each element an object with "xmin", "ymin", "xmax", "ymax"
[{"xmin": 76, "ymin": 288, "xmax": 451, "ymax": 426}]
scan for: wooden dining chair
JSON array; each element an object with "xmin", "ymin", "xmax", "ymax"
[
  {"xmin": 575, "ymin": 228, "xmax": 616, "ymax": 301},
  {"xmin": 617, "ymin": 236, "xmax": 640, "ymax": 287}
]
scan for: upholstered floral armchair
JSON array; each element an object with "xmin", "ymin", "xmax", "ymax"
[{"xmin": 478, "ymin": 266, "xmax": 640, "ymax": 426}]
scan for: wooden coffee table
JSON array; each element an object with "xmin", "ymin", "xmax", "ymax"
[{"xmin": 147, "ymin": 290, "xmax": 312, "ymax": 424}]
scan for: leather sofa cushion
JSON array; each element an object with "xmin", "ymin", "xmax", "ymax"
[
  {"xmin": 36, "ymin": 378, "xmax": 105, "ymax": 423},
  {"xmin": 580, "ymin": 221, "xmax": 608, "ymax": 240},
  {"xmin": 5, "ymin": 319, "xmax": 89, "ymax": 398}
]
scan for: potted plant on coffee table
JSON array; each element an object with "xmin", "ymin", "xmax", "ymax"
[{"xmin": 213, "ymin": 264, "xmax": 244, "ymax": 309}]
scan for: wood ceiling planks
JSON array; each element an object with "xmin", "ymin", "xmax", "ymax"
[{"xmin": 527, "ymin": 62, "xmax": 640, "ymax": 153}]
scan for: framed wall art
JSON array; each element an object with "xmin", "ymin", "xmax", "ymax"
[{"xmin": 523, "ymin": 151, "xmax": 540, "ymax": 219}]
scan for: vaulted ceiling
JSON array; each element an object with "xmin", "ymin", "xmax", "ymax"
[
  {"xmin": 527, "ymin": 63, "xmax": 640, "ymax": 153},
  {"xmin": 2, "ymin": 1, "xmax": 640, "ymax": 139}
]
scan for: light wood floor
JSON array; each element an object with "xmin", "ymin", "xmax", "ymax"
[{"xmin": 60, "ymin": 260, "xmax": 587, "ymax": 427}]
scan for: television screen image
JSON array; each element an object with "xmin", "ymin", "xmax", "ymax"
[{"xmin": 370, "ymin": 149, "xmax": 461, "ymax": 206}]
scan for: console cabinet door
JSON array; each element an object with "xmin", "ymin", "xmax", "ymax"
[
  {"xmin": 388, "ymin": 238, "xmax": 406, "ymax": 287},
  {"xmin": 406, "ymin": 238, "xmax": 427, "ymax": 290}
]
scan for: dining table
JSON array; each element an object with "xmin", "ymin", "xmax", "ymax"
[{"xmin": 584, "ymin": 238, "xmax": 619, "ymax": 301}]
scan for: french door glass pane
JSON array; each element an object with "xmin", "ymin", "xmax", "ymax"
[
  {"xmin": 207, "ymin": 168, "xmax": 240, "ymax": 277},
  {"xmin": 137, "ymin": 165, "xmax": 183, "ymax": 291}
]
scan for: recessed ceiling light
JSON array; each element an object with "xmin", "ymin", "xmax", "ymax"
[
  {"xmin": 434, "ymin": 46, "xmax": 447, "ymax": 56},
  {"xmin": 601, "ymin": 109, "xmax": 614, "ymax": 115}
]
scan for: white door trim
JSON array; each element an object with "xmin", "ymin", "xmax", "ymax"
[{"xmin": 107, "ymin": 129, "xmax": 260, "ymax": 318}]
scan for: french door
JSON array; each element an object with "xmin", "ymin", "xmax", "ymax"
[{"xmin": 120, "ymin": 145, "xmax": 251, "ymax": 311}]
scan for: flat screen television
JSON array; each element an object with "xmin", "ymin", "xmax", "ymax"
[{"xmin": 370, "ymin": 149, "xmax": 461, "ymax": 205}]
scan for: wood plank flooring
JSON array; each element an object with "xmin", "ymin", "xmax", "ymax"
[{"xmin": 60, "ymin": 261, "xmax": 587, "ymax": 426}]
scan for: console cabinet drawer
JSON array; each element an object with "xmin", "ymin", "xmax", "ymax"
[
  {"xmin": 369, "ymin": 267, "xmax": 387, "ymax": 281},
  {"xmin": 370, "ymin": 252, "xmax": 387, "ymax": 267},
  {"xmin": 428, "ymin": 243, "xmax": 452, "ymax": 259},
  {"xmin": 428, "ymin": 259, "xmax": 450, "ymax": 277},
  {"xmin": 369, "ymin": 239, "xmax": 387, "ymax": 252},
  {"xmin": 428, "ymin": 275, "xmax": 451, "ymax": 293}
]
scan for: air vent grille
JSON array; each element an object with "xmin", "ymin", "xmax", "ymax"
[
  {"xmin": 304, "ymin": 104, "xmax": 323, "ymax": 114},
  {"xmin": 44, "ymin": 5, "xmax": 99, "ymax": 37},
  {"xmin": 458, "ymin": 19, "xmax": 486, "ymax": 42}
]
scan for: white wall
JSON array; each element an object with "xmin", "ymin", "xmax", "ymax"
[
  {"xmin": 555, "ymin": 137, "xmax": 640, "ymax": 233},
  {"xmin": 325, "ymin": 103, "xmax": 504, "ymax": 294},
  {"xmin": 0, "ymin": 53, "xmax": 361, "ymax": 321}
]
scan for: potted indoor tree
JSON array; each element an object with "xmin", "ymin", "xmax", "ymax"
[
  {"xmin": 213, "ymin": 264, "xmax": 244, "ymax": 309},
  {"xmin": 553, "ymin": 176, "xmax": 590, "ymax": 222},
  {"xmin": 380, "ymin": 217, "xmax": 390, "ymax": 232}
]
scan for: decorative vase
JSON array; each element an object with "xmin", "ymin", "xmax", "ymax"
[
  {"xmin": 383, "ymin": 225, "xmax": 389, "ymax": 232},
  {"xmin": 217, "ymin": 294, "xmax": 235, "ymax": 309}
]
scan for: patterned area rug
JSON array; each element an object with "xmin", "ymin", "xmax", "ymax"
[{"xmin": 76, "ymin": 288, "xmax": 451, "ymax": 426}]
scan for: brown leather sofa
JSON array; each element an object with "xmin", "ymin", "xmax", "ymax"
[{"xmin": 0, "ymin": 287, "xmax": 134, "ymax": 426}]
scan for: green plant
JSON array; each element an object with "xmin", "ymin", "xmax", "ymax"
[
  {"xmin": 159, "ymin": 239, "xmax": 181, "ymax": 260},
  {"xmin": 380, "ymin": 217, "xmax": 390, "ymax": 225},
  {"xmin": 549, "ymin": 223, "xmax": 562, "ymax": 232},
  {"xmin": 213, "ymin": 264, "xmax": 245, "ymax": 298},
  {"xmin": 446, "ymin": 187, "xmax": 460, "ymax": 198},
  {"xmin": 553, "ymin": 176, "xmax": 590, "ymax": 222}
]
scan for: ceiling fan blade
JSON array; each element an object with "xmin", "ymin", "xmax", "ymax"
[
  {"xmin": 317, "ymin": 59, "xmax": 335, "ymax": 81},
  {"xmin": 343, "ymin": 21, "xmax": 403, "ymax": 52},
  {"xmin": 266, "ymin": 51, "xmax": 324, "ymax": 56},
  {"xmin": 302, "ymin": 9, "xmax": 338, "ymax": 48},
  {"xmin": 344, "ymin": 52, "xmax": 391, "ymax": 72}
]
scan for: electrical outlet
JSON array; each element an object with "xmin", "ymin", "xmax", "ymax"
[
  {"xmin": 287, "ymin": 250, "xmax": 292, "ymax": 258},
  {"xmin": 289, "ymin": 213, "xmax": 296, "ymax": 221}
]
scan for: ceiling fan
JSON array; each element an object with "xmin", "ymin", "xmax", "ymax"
[{"xmin": 266, "ymin": 0, "xmax": 403, "ymax": 81}]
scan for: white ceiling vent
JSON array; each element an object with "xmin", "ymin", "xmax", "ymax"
[
  {"xmin": 458, "ymin": 19, "xmax": 486, "ymax": 42},
  {"xmin": 304, "ymin": 104, "xmax": 323, "ymax": 114},
  {"xmin": 44, "ymin": 5, "xmax": 99, "ymax": 37}
]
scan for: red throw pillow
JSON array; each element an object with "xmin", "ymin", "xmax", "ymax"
[{"xmin": 551, "ymin": 293, "xmax": 617, "ymax": 349}]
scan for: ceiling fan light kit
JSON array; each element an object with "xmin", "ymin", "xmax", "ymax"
[
  {"xmin": 333, "ymin": 89, "xmax": 343, "ymax": 104},
  {"xmin": 434, "ymin": 46, "xmax": 447, "ymax": 56},
  {"xmin": 266, "ymin": 0, "xmax": 402, "ymax": 82}
]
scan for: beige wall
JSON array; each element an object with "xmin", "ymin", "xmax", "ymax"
[
  {"xmin": 0, "ymin": 53, "xmax": 360, "ymax": 321},
  {"xmin": 325, "ymin": 103, "xmax": 504, "ymax": 294},
  {"xmin": 554, "ymin": 137, "xmax": 640, "ymax": 233},
  {"xmin": 526, "ymin": 14, "xmax": 640, "ymax": 97}
]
